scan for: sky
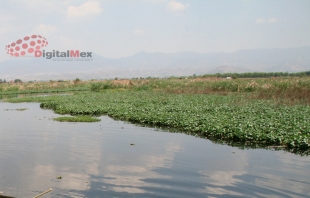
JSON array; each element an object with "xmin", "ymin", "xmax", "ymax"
[{"xmin": 0, "ymin": 0, "xmax": 310, "ymax": 61}]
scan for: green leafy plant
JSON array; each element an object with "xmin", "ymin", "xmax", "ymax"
[{"xmin": 53, "ymin": 116, "xmax": 100, "ymax": 122}]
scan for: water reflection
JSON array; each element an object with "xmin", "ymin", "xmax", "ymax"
[
  {"xmin": 0, "ymin": 102, "xmax": 309, "ymax": 197},
  {"xmin": 199, "ymin": 172, "xmax": 310, "ymax": 197}
]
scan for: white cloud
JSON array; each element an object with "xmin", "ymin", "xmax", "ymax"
[
  {"xmin": 167, "ymin": 1, "xmax": 188, "ymax": 12},
  {"xmin": 268, "ymin": 18, "xmax": 278, "ymax": 23},
  {"xmin": 33, "ymin": 24, "xmax": 56, "ymax": 36},
  {"xmin": 11, "ymin": 0, "xmax": 71, "ymax": 15},
  {"xmin": 67, "ymin": 1, "xmax": 103, "ymax": 18},
  {"xmin": 144, "ymin": 0, "xmax": 167, "ymax": 3},
  {"xmin": 0, "ymin": 14, "xmax": 18, "ymax": 41},
  {"xmin": 58, "ymin": 36, "xmax": 82, "ymax": 49},
  {"xmin": 0, "ymin": 25, "xmax": 11, "ymax": 40},
  {"xmin": 0, "ymin": 15, "xmax": 12, "ymax": 23},
  {"xmin": 0, "ymin": 15, "xmax": 12, "ymax": 35},
  {"xmin": 255, "ymin": 18, "xmax": 265, "ymax": 23},
  {"xmin": 256, "ymin": 18, "xmax": 278, "ymax": 24},
  {"xmin": 133, "ymin": 29, "xmax": 147, "ymax": 35}
]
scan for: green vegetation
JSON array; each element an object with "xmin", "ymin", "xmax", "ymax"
[
  {"xmin": 14, "ymin": 79, "xmax": 22, "ymax": 83},
  {"xmin": 5, "ymin": 95, "xmax": 66, "ymax": 103},
  {"xmin": 91, "ymin": 79, "xmax": 133, "ymax": 91},
  {"xmin": 53, "ymin": 116, "xmax": 100, "ymax": 122},
  {"xmin": 91, "ymin": 77, "xmax": 310, "ymax": 105},
  {"xmin": 4, "ymin": 108, "xmax": 28, "ymax": 111},
  {"xmin": 27, "ymin": 91, "xmax": 308, "ymax": 154},
  {"xmin": 2, "ymin": 75, "xmax": 310, "ymax": 104},
  {"xmin": 0, "ymin": 81, "xmax": 90, "ymax": 95},
  {"xmin": 3, "ymin": 75, "xmax": 310, "ymax": 155}
]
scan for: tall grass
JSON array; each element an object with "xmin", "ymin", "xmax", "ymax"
[
  {"xmin": 2, "ymin": 77, "xmax": 310, "ymax": 104},
  {"xmin": 90, "ymin": 77, "xmax": 310, "ymax": 104}
]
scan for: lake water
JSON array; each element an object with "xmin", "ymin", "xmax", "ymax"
[{"xmin": 0, "ymin": 101, "xmax": 309, "ymax": 197}]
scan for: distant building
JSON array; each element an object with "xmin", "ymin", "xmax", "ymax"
[{"xmin": 226, "ymin": 77, "xmax": 232, "ymax": 80}]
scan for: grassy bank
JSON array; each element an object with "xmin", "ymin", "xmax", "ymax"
[
  {"xmin": 0, "ymin": 81, "xmax": 90, "ymax": 95},
  {"xmin": 2, "ymin": 76, "xmax": 310, "ymax": 104},
  {"xmin": 91, "ymin": 77, "xmax": 310, "ymax": 105},
  {"xmin": 4, "ymin": 77, "xmax": 310, "ymax": 155},
  {"xmin": 7, "ymin": 91, "xmax": 310, "ymax": 155},
  {"xmin": 4, "ymin": 94, "xmax": 70, "ymax": 103}
]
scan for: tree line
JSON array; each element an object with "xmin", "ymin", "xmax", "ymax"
[
  {"xmin": 0, "ymin": 79, "xmax": 22, "ymax": 83},
  {"xmin": 1, "ymin": 71, "xmax": 310, "ymax": 83},
  {"xmin": 202, "ymin": 71, "xmax": 310, "ymax": 78}
]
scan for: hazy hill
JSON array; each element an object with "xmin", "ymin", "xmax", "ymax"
[
  {"xmin": 0, "ymin": 46, "xmax": 309, "ymax": 80},
  {"xmin": 208, "ymin": 66, "xmax": 254, "ymax": 74}
]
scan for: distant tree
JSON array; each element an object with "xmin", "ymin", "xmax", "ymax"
[
  {"xmin": 14, "ymin": 79, "xmax": 22, "ymax": 83},
  {"xmin": 73, "ymin": 78, "xmax": 81, "ymax": 84},
  {"xmin": 232, "ymin": 75, "xmax": 238, "ymax": 79}
]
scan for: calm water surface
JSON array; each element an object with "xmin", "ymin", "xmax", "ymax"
[{"xmin": 0, "ymin": 101, "xmax": 309, "ymax": 198}]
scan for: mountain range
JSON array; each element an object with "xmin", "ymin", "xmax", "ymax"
[{"xmin": 0, "ymin": 46, "xmax": 309, "ymax": 81}]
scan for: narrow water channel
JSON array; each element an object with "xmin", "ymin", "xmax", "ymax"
[{"xmin": 0, "ymin": 101, "xmax": 309, "ymax": 197}]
